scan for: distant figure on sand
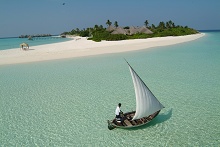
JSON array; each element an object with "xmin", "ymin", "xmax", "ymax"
[{"xmin": 20, "ymin": 43, "xmax": 29, "ymax": 51}]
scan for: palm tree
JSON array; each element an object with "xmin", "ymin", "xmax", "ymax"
[
  {"xmin": 99, "ymin": 25, "xmax": 104, "ymax": 29},
  {"xmin": 94, "ymin": 24, "xmax": 99, "ymax": 30},
  {"xmin": 76, "ymin": 28, "xmax": 80, "ymax": 32},
  {"xmin": 114, "ymin": 21, "xmax": 118, "ymax": 28},
  {"xmin": 172, "ymin": 22, "xmax": 176, "ymax": 28},
  {"xmin": 158, "ymin": 21, "xmax": 165, "ymax": 29},
  {"xmin": 168, "ymin": 20, "xmax": 175, "ymax": 28},
  {"xmin": 144, "ymin": 20, "xmax": 149, "ymax": 27},
  {"xmin": 106, "ymin": 20, "xmax": 112, "ymax": 27},
  {"xmin": 166, "ymin": 22, "xmax": 170, "ymax": 29},
  {"xmin": 151, "ymin": 24, "xmax": 156, "ymax": 29}
]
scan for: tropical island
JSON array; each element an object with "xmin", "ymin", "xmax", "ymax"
[
  {"xmin": 61, "ymin": 19, "xmax": 199, "ymax": 42},
  {"xmin": 0, "ymin": 19, "xmax": 204, "ymax": 66}
]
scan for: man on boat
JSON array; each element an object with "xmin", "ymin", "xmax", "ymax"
[{"xmin": 115, "ymin": 103, "xmax": 124, "ymax": 125}]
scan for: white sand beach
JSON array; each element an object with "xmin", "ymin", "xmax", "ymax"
[{"xmin": 0, "ymin": 33, "xmax": 204, "ymax": 65}]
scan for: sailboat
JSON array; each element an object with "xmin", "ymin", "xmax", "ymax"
[{"xmin": 108, "ymin": 61, "xmax": 164, "ymax": 130}]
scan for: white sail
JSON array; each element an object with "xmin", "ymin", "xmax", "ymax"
[{"xmin": 127, "ymin": 63, "xmax": 164, "ymax": 120}]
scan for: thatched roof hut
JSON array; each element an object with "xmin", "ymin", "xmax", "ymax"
[
  {"xmin": 111, "ymin": 27, "xmax": 127, "ymax": 35},
  {"xmin": 108, "ymin": 26, "xmax": 153, "ymax": 35},
  {"xmin": 138, "ymin": 26, "xmax": 153, "ymax": 34},
  {"xmin": 106, "ymin": 26, "xmax": 115, "ymax": 32},
  {"xmin": 129, "ymin": 26, "xmax": 138, "ymax": 35}
]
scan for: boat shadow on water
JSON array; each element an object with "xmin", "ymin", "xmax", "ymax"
[{"xmin": 128, "ymin": 108, "xmax": 173, "ymax": 131}]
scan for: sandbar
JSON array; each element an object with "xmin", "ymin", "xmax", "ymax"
[{"xmin": 0, "ymin": 33, "xmax": 205, "ymax": 66}]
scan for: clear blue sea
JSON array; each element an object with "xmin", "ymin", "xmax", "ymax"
[
  {"xmin": 0, "ymin": 31, "xmax": 220, "ymax": 146},
  {"xmin": 0, "ymin": 37, "xmax": 72, "ymax": 50}
]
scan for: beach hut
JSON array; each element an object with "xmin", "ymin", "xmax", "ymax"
[
  {"xmin": 106, "ymin": 26, "xmax": 115, "ymax": 32},
  {"xmin": 28, "ymin": 36, "xmax": 33, "ymax": 40},
  {"xmin": 111, "ymin": 27, "xmax": 127, "ymax": 35},
  {"xmin": 138, "ymin": 26, "xmax": 153, "ymax": 34},
  {"xmin": 107, "ymin": 25, "xmax": 153, "ymax": 35},
  {"xmin": 129, "ymin": 26, "xmax": 139, "ymax": 35},
  {"xmin": 20, "ymin": 43, "xmax": 29, "ymax": 51}
]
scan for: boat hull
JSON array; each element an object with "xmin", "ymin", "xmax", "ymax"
[{"xmin": 107, "ymin": 110, "xmax": 160, "ymax": 130}]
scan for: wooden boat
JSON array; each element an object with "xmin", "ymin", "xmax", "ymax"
[{"xmin": 108, "ymin": 61, "xmax": 165, "ymax": 130}]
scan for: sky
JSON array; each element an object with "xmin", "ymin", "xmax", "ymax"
[{"xmin": 0, "ymin": 0, "xmax": 220, "ymax": 38}]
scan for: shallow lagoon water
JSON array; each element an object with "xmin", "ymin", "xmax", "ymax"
[
  {"xmin": 0, "ymin": 37, "xmax": 72, "ymax": 50},
  {"xmin": 0, "ymin": 32, "xmax": 220, "ymax": 146}
]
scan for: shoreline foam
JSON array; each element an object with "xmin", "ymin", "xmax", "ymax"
[{"xmin": 0, "ymin": 33, "xmax": 205, "ymax": 66}]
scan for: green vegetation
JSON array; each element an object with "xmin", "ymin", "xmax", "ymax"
[{"xmin": 62, "ymin": 20, "xmax": 199, "ymax": 42}]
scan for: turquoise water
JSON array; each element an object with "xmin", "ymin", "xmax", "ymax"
[
  {"xmin": 0, "ymin": 31, "xmax": 220, "ymax": 146},
  {"xmin": 0, "ymin": 37, "xmax": 72, "ymax": 50}
]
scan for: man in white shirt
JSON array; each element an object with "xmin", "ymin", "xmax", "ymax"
[{"xmin": 115, "ymin": 103, "xmax": 124, "ymax": 125}]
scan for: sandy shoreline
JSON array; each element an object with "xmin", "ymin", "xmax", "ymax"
[{"xmin": 0, "ymin": 33, "xmax": 205, "ymax": 66}]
